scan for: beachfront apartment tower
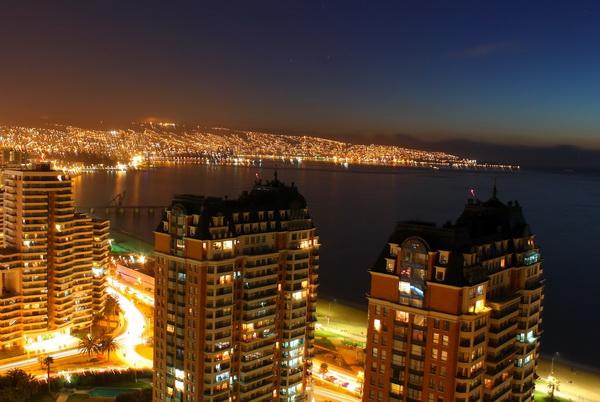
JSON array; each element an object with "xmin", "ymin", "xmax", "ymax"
[
  {"xmin": 364, "ymin": 188, "xmax": 543, "ymax": 402},
  {"xmin": 153, "ymin": 175, "xmax": 319, "ymax": 402},
  {"xmin": 0, "ymin": 163, "xmax": 110, "ymax": 350}
]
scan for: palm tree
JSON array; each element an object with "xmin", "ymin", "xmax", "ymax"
[
  {"xmin": 105, "ymin": 294, "xmax": 120, "ymax": 319},
  {"xmin": 99, "ymin": 335, "xmax": 120, "ymax": 362},
  {"xmin": 6, "ymin": 368, "xmax": 32, "ymax": 384},
  {"xmin": 6, "ymin": 368, "xmax": 37, "ymax": 400},
  {"xmin": 38, "ymin": 355, "xmax": 54, "ymax": 392},
  {"xmin": 78, "ymin": 334, "xmax": 100, "ymax": 361}
]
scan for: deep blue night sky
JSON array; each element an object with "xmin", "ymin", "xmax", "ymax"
[{"xmin": 1, "ymin": 1, "xmax": 599, "ymax": 147}]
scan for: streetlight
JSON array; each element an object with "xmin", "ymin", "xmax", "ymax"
[
  {"xmin": 548, "ymin": 352, "xmax": 560, "ymax": 401},
  {"xmin": 550, "ymin": 351, "xmax": 560, "ymax": 375},
  {"xmin": 547, "ymin": 373, "xmax": 560, "ymax": 401},
  {"xmin": 327, "ymin": 298, "xmax": 336, "ymax": 326},
  {"xmin": 356, "ymin": 370, "xmax": 365, "ymax": 397}
]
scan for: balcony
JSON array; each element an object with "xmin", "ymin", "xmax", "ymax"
[
  {"xmin": 523, "ymin": 277, "xmax": 543, "ymax": 292},
  {"xmin": 484, "ymin": 382, "xmax": 512, "ymax": 402},
  {"xmin": 240, "ymin": 362, "xmax": 274, "ymax": 381}
]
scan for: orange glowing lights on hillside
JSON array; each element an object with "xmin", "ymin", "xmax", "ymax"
[{"xmin": 0, "ymin": 124, "xmax": 519, "ymax": 171}]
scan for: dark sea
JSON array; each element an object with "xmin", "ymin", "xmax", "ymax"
[{"xmin": 72, "ymin": 163, "xmax": 600, "ymax": 369}]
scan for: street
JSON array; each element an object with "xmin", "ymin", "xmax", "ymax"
[
  {"xmin": 107, "ymin": 286, "xmax": 153, "ymax": 368},
  {"xmin": 0, "ymin": 280, "xmax": 151, "ymax": 377}
]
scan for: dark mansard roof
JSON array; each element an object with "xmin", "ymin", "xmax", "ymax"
[
  {"xmin": 157, "ymin": 174, "xmax": 311, "ymax": 239},
  {"xmin": 371, "ymin": 187, "xmax": 532, "ymax": 286}
]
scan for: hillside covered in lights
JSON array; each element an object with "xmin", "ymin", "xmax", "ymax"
[{"xmin": 0, "ymin": 123, "xmax": 516, "ymax": 170}]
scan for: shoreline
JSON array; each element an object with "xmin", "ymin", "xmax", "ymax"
[
  {"xmin": 323, "ymin": 297, "xmax": 600, "ymax": 373},
  {"xmin": 109, "ymin": 228, "xmax": 154, "ymax": 255},
  {"xmin": 106, "ymin": 229, "xmax": 600, "ymax": 378}
]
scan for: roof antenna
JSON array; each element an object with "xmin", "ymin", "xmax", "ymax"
[
  {"xmin": 492, "ymin": 178, "xmax": 498, "ymax": 199},
  {"xmin": 468, "ymin": 188, "xmax": 479, "ymax": 205}
]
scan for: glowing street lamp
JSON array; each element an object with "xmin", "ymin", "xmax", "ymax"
[
  {"xmin": 547, "ymin": 374, "xmax": 560, "ymax": 400},
  {"xmin": 548, "ymin": 352, "xmax": 560, "ymax": 401},
  {"xmin": 550, "ymin": 351, "xmax": 559, "ymax": 375},
  {"xmin": 357, "ymin": 370, "xmax": 365, "ymax": 397}
]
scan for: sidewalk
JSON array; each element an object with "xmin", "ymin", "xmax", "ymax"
[
  {"xmin": 319, "ymin": 297, "xmax": 600, "ymax": 402},
  {"xmin": 537, "ymin": 358, "xmax": 600, "ymax": 402}
]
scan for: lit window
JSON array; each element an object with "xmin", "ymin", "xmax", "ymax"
[
  {"xmin": 396, "ymin": 311, "xmax": 409, "ymax": 323},
  {"xmin": 386, "ymin": 259, "xmax": 395, "ymax": 272},
  {"xmin": 399, "ymin": 281, "xmax": 411, "ymax": 294},
  {"xmin": 373, "ymin": 319, "xmax": 381, "ymax": 332},
  {"xmin": 414, "ymin": 314, "xmax": 427, "ymax": 326},
  {"xmin": 391, "ymin": 383, "xmax": 403, "ymax": 395},
  {"xmin": 435, "ymin": 267, "xmax": 446, "ymax": 281},
  {"xmin": 441, "ymin": 351, "xmax": 447, "ymax": 361},
  {"xmin": 438, "ymin": 252, "xmax": 448, "ymax": 264},
  {"xmin": 223, "ymin": 240, "xmax": 233, "ymax": 250},
  {"xmin": 293, "ymin": 291, "xmax": 305, "ymax": 301},
  {"xmin": 433, "ymin": 333, "xmax": 439, "ymax": 344}
]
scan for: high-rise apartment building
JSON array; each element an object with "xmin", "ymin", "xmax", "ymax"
[
  {"xmin": 364, "ymin": 189, "xmax": 543, "ymax": 402},
  {"xmin": 0, "ymin": 163, "xmax": 110, "ymax": 349},
  {"xmin": 153, "ymin": 176, "xmax": 319, "ymax": 402}
]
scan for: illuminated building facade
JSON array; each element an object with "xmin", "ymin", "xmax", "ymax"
[
  {"xmin": 0, "ymin": 163, "xmax": 110, "ymax": 349},
  {"xmin": 364, "ymin": 189, "xmax": 543, "ymax": 402},
  {"xmin": 92, "ymin": 220, "xmax": 110, "ymax": 315},
  {"xmin": 153, "ymin": 176, "xmax": 319, "ymax": 402}
]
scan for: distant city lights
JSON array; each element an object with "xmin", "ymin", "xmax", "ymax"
[{"xmin": 0, "ymin": 124, "xmax": 519, "ymax": 171}]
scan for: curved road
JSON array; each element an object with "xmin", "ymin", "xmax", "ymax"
[
  {"xmin": 106, "ymin": 286, "xmax": 152, "ymax": 368},
  {"xmin": 0, "ymin": 284, "xmax": 150, "ymax": 374}
]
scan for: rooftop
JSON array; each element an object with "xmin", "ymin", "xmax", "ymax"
[
  {"xmin": 371, "ymin": 187, "xmax": 532, "ymax": 286},
  {"xmin": 157, "ymin": 174, "xmax": 312, "ymax": 240}
]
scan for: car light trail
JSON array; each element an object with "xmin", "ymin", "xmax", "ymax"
[{"xmin": 106, "ymin": 286, "xmax": 152, "ymax": 368}]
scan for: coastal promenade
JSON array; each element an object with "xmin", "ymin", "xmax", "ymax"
[
  {"xmin": 318, "ymin": 296, "xmax": 600, "ymax": 402},
  {"xmin": 109, "ymin": 230, "xmax": 600, "ymax": 402},
  {"xmin": 536, "ymin": 358, "xmax": 600, "ymax": 402}
]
